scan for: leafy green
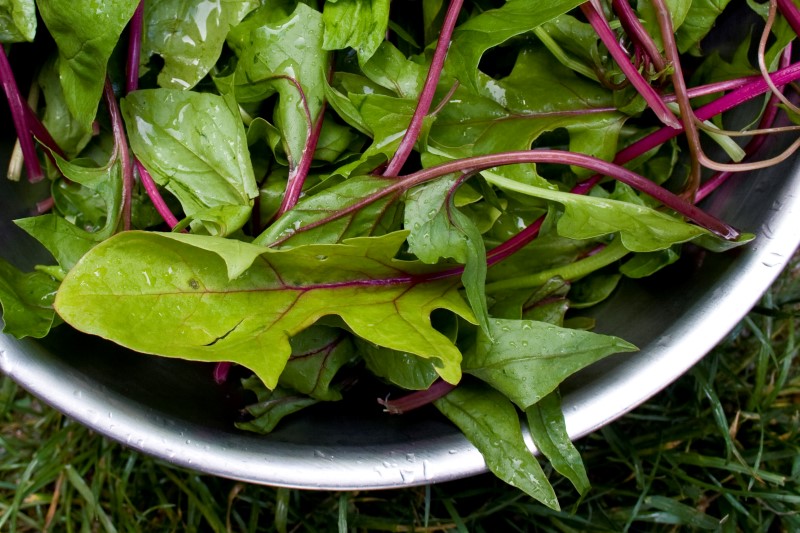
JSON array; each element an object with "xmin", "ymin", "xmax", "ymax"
[
  {"xmin": 0, "ymin": 0, "xmax": 35, "ymax": 43},
  {"xmin": 236, "ymin": 376, "xmax": 318, "ymax": 434},
  {"xmin": 54, "ymin": 231, "xmax": 475, "ymax": 388}
]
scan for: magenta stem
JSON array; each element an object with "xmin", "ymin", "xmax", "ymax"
[
  {"xmin": 611, "ymin": 0, "xmax": 666, "ymax": 73},
  {"xmin": 777, "ymin": 0, "xmax": 800, "ymax": 38},
  {"xmin": 126, "ymin": 1, "xmax": 144, "ymax": 94},
  {"xmin": 378, "ymin": 379, "xmax": 456, "ymax": 414},
  {"xmin": 696, "ymin": 45, "xmax": 794, "ymax": 202},
  {"xmin": 275, "ymin": 103, "xmax": 327, "ymax": 218},
  {"xmin": 580, "ymin": 2, "xmax": 681, "ymax": 129},
  {"xmin": 104, "ymin": 80, "xmax": 133, "ymax": 231},
  {"xmin": 382, "ymin": 0, "xmax": 464, "ymax": 177},
  {"xmin": 0, "ymin": 45, "xmax": 43, "ymax": 182},
  {"xmin": 135, "ymin": 159, "xmax": 181, "ymax": 229}
]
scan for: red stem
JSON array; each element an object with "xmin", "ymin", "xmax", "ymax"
[
  {"xmin": 126, "ymin": 1, "xmax": 144, "ymax": 94},
  {"xmin": 612, "ymin": 0, "xmax": 667, "ymax": 74},
  {"xmin": 378, "ymin": 379, "xmax": 456, "ymax": 414},
  {"xmin": 0, "ymin": 45, "xmax": 43, "ymax": 182},
  {"xmin": 103, "ymin": 80, "xmax": 133, "ymax": 231},
  {"xmin": 580, "ymin": 2, "xmax": 681, "ymax": 129},
  {"xmin": 777, "ymin": 0, "xmax": 800, "ymax": 37},
  {"xmin": 382, "ymin": 0, "xmax": 464, "ymax": 177}
]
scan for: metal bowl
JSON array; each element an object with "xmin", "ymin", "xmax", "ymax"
[{"xmin": 2, "ymin": 107, "xmax": 800, "ymax": 490}]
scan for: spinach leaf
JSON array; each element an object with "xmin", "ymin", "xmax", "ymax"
[
  {"xmin": 525, "ymin": 389, "xmax": 590, "ymax": 495},
  {"xmin": 237, "ymin": 376, "xmax": 318, "ymax": 434},
  {"xmin": 141, "ymin": 0, "xmax": 259, "ymax": 90},
  {"xmin": 322, "ymin": 0, "xmax": 391, "ymax": 64}
]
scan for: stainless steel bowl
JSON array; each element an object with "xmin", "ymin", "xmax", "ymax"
[{"xmin": 2, "ymin": 110, "xmax": 799, "ymax": 490}]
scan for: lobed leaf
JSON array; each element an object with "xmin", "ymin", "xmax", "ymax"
[{"xmin": 54, "ymin": 231, "xmax": 475, "ymax": 388}]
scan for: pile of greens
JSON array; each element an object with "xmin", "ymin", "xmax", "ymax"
[{"xmin": 2, "ymin": 0, "xmax": 799, "ymax": 507}]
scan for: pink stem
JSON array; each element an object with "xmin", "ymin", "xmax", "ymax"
[
  {"xmin": 580, "ymin": 2, "xmax": 681, "ymax": 129},
  {"xmin": 103, "ymin": 80, "xmax": 133, "ymax": 231},
  {"xmin": 134, "ymin": 159, "xmax": 181, "ymax": 229},
  {"xmin": 777, "ymin": 0, "xmax": 800, "ymax": 38},
  {"xmin": 378, "ymin": 379, "xmax": 456, "ymax": 414},
  {"xmin": 382, "ymin": 0, "xmax": 464, "ymax": 177},
  {"xmin": 612, "ymin": 0, "xmax": 667, "ymax": 73},
  {"xmin": 126, "ymin": 1, "xmax": 144, "ymax": 94},
  {"xmin": 0, "ymin": 45, "xmax": 43, "ymax": 182}
]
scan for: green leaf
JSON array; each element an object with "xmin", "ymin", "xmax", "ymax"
[
  {"xmin": 253, "ymin": 174, "xmax": 401, "ymax": 247},
  {"xmin": 405, "ymin": 175, "xmax": 490, "ymax": 335},
  {"xmin": 121, "ymin": 89, "xmax": 257, "ymax": 236},
  {"xmin": 359, "ymin": 342, "xmax": 440, "ymax": 391},
  {"xmin": 360, "ymin": 41, "xmax": 427, "ymax": 99},
  {"xmin": 0, "ymin": 0, "xmax": 35, "ymax": 43},
  {"xmin": 434, "ymin": 380, "xmax": 560, "ymax": 509},
  {"xmin": 227, "ymin": 3, "xmax": 329, "ymax": 168},
  {"xmin": 676, "ymin": 0, "xmax": 733, "ymax": 55},
  {"xmin": 54, "ymin": 231, "xmax": 475, "ymax": 388},
  {"xmin": 483, "ymin": 171, "xmax": 721, "ymax": 253},
  {"xmin": 15, "ymin": 149, "xmax": 124, "ymax": 271},
  {"xmin": 322, "ymin": 0, "xmax": 391, "ymax": 64},
  {"xmin": 236, "ymin": 376, "xmax": 318, "ymax": 434},
  {"xmin": 141, "ymin": 0, "xmax": 260, "ymax": 90},
  {"xmin": 36, "ymin": 0, "xmax": 138, "ymax": 131},
  {"xmin": 279, "ymin": 325, "xmax": 357, "ymax": 401},
  {"xmin": 37, "ymin": 58, "xmax": 93, "ymax": 156},
  {"xmin": 525, "ymin": 389, "xmax": 590, "ymax": 495},
  {"xmin": 0, "ymin": 258, "xmax": 60, "ymax": 338},
  {"xmin": 462, "ymin": 318, "xmax": 637, "ymax": 409}
]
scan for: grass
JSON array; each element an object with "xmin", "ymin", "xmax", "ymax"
[{"xmin": 1, "ymin": 254, "xmax": 799, "ymax": 532}]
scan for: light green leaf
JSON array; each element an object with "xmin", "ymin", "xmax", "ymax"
[
  {"xmin": 463, "ymin": 318, "xmax": 637, "ymax": 409},
  {"xmin": 54, "ymin": 231, "xmax": 475, "ymax": 388},
  {"xmin": 434, "ymin": 380, "xmax": 560, "ymax": 509},
  {"xmin": 0, "ymin": 0, "xmax": 36, "ymax": 43},
  {"xmin": 483, "ymin": 172, "xmax": 722, "ymax": 253},
  {"xmin": 121, "ymin": 89, "xmax": 257, "ymax": 236},
  {"xmin": 36, "ymin": 0, "xmax": 138, "ymax": 131}
]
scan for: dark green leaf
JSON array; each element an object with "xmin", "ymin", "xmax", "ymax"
[
  {"xmin": 0, "ymin": 258, "xmax": 60, "ymax": 338},
  {"xmin": 525, "ymin": 389, "xmax": 590, "ymax": 495},
  {"xmin": 462, "ymin": 318, "xmax": 637, "ymax": 409},
  {"xmin": 237, "ymin": 376, "xmax": 318, "ymax": 434},
  {"xmin": 280, "ymin": 325, "xmax": 357, "ymax": 401},
  {"xmin": 434, "ymin": 380, "xmax": 559, "ymax": 509}
]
